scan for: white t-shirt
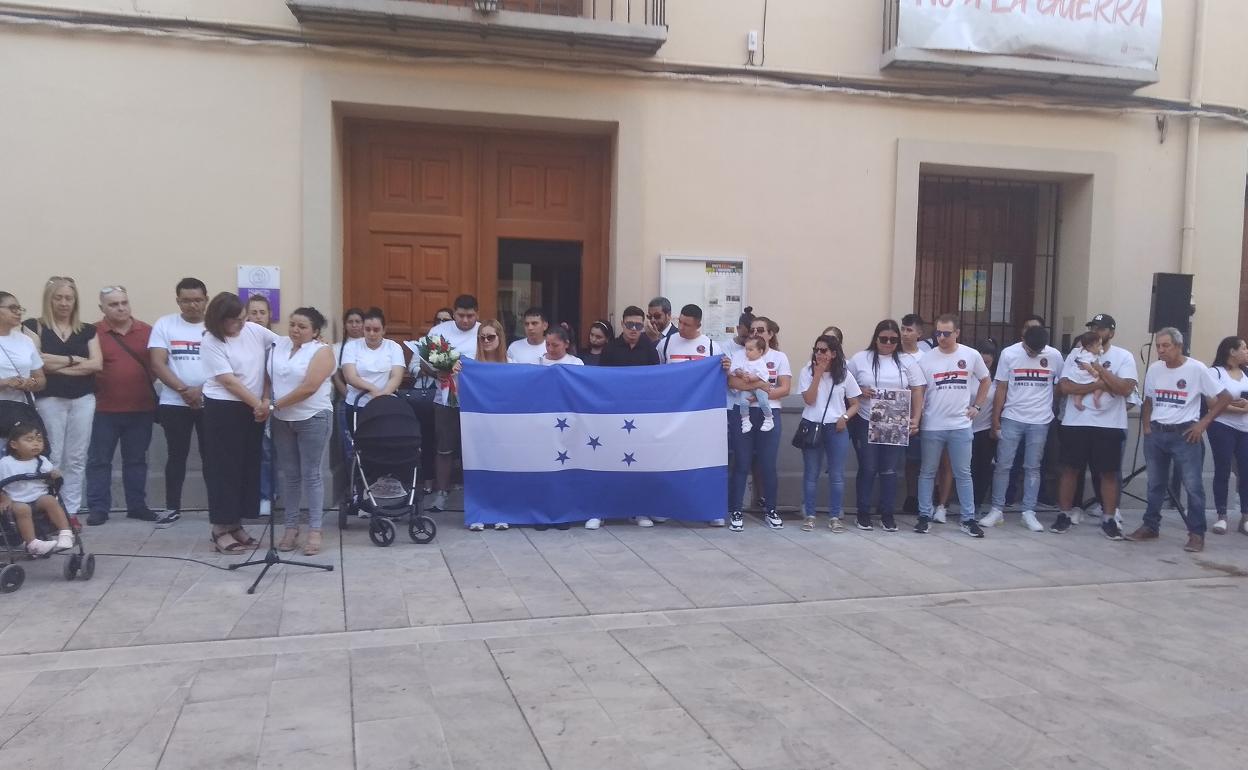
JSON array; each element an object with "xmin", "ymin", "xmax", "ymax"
[
  {"xmin": 729, "ymin": 349, "xmax": 791, "ymax": 407},
  {"xmin": 718, "ymin": 337, "xmax": 745, "ymax": 407},
  {"xmin": 972, "ymin": 379, "xmax": 997, "ymax": 433},
  {"xmin": 1144, "ymin": 357, "xmax": 1225, "ymax": 425},
  {"xmin": 660, "ymin": 333, "xmax": 716, "ymax": 364},
  {"xmin": 148, "ymin": 313, "xmax": 206, "ymax": 407},
  {"xmin": 1065, "ymin": 348, "xmax": 1098, "ymax": 385},
  {"xmin": 507, "ymin": 338, "xmax": 546, "ymax": 365},
  {"xmin": 0, "ymin": 329, "xmax": 42, "ymax": 403},
  {"xmin": 427, "ymin": 320, "xmax": 479, "ymax": 361},
  {"xmin": 1211, "ymin": 366, "xmax": 1248, "ymax": 431},
  {"xmin": 271, "ymin": 338, "xmax": 333, "ymax": 422},
  {"xmin": 732, "ymin": 356, "xmax": 771, "ymax": 388},
  {"xmin": 919, "ymin": 344, "xmax": 990, "ymax": 432},
  {"xmin": 797, "ymin": 363, "xmax": 862, "ymax": 424},
  {"xmin": 995, "ymin": 343, "xmax": 1063, "ymax": 425},
  {"xmin": 0, "ymin": 455, "xmax": 54, "ymax": 503},
  {"xmin": 341, "ymin": 338, "xmax": 405, "ymax": 408},
  {"xmin": 200, "ymin": 322, "xmax": 280, "ymax": 402},
  {"xmin": 847, "ymin": 349, "xmax": 922, "ymax": 419},
  {"xmin": 540, "ymin": 354, "xmax": 584, "ymax": 366},
  {"xmin": 1059, "ymin": 344, "xmax": 1137, "ymax": 430}
]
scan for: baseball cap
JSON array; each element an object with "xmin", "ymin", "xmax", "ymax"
[{"xmin": 1085, "ymin": 313, "xmax": 1116, "ymax": 330}]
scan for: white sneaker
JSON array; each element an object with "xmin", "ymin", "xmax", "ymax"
[
  {"xmin": 741, "ymin": 419, "xmax": 752, "ymax": 434},
  {"xmin": 1021, "ymin": 510, "xmax": 1044, "ymax": 532},
  {"xmin": 634, "ymin": 516, "xmax": 654, "ymax": 527},
  {"xmin": 259, "ymin": 499, "xmax": 271, "ymax": 517},
  {"xmin": 1213, "ymin": 518, "xmax": 1228, "ymax": 534},
  {"xmin": 585, "ymin": 518, "xmax": 602, "ymax": 530},
  {"xmin": 979, "ymin": 508, "xmax": 1005, "ymax": 527},
  {"xmin": 932, "ymin": 505, "xmax": 948, "ymax": 524},
  {"xmin": 708, "ymin": 518, "xmax": 726, "ymax": 527},
  {"xmin": 1069, "ymin": 507, "xmax": 1084, "ymax": 525},
  {"xmin": 55, "ymin": 530, "xmax": 74, "ymax": 550},
  {"xmin": 494, "ymin": 522, "xmax": 509, "ymax": 531},
  {"xmin": 425, "ymin": 491, "xmax": 448, "ymax": 512},
  {"xmin": 760, "ymin": 416, "xmax": 774, "ymax": 432},
  {"xmin": 1114, "ymin": 509, "xmax": 1124, "ymax": 529},
  {"xmin": 1086, "ymin": 502, "xmax": 1104, "ymax": 517},
  {"xmin": 468, "ymin": 522, "xmax": 484, "ymax": 531},
  {"xmin": 26, "ymin": 539, "xmax": 56, "ymax": 556}
]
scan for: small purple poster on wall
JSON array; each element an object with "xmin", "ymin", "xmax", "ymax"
[{"xmin": 237, "ymin": 265, "xmax": 281, "ymax": 322}]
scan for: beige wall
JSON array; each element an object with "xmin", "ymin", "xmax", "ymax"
[{"xmin": 1, "ymin": 0, "xmax": 1246, "ymax": 359}]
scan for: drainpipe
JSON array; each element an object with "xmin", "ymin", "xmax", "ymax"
[{"xmin": 1179, "ymin": 0, "xmax": 1208, "ymax": 275}]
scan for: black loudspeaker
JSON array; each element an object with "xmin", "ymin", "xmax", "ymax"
[{"xmin": 1150, "ymin": 272, "xmax": 1193, "ymax": 348}]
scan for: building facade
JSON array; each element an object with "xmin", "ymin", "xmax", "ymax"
[{"xmin": 2, "ymin": 0, "xmax": 1247, "ymax": 357}]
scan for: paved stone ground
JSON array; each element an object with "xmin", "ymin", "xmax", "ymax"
[{"xmin": 1, "ymin": 500, "xmax": 1247, "ymax": 769}]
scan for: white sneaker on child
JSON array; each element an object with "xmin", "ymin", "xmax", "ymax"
[
  {"xmin": 26, "ymin": 539, "xmax": 56, "ymax": 556},
  {"xmin": 55, "ymin": 530, "xmax": 74, "ymax": 551},
  {"xmin": 741, "ymin": 418, "xmax": 752, "ymax": 434},
  {"xmin": 760, "ymin": 416, "xmax": 774, "ymax": 432}
]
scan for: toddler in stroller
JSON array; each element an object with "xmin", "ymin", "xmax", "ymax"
[{"xmin": 0, "ymin": 423, "xmax": 74, "ymax": 555}]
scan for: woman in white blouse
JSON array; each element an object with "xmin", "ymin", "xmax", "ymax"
[
  {"xmin": 270, "ymin": 307, "xmax": 335, "ymax": 555},
  {"xmin": 796, "ymin": 335, "xmax": 861, "ymax": 532},
  {"xmin": 200, "ymin": 292, "xmax": 280, "ymax": 554},
  {"xmin": 339, "ymin": 307, "xmax": 404, "ymax": 418}
]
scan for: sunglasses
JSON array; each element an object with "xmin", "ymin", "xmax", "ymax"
[
  {"xmin": 814, "ymin": 347, "xmax": 832, "ymax": 354},
  {"xmin": 623, "ymin": 321, "xmax": 644, "ymax": 331},
  {"xmin": 46, "ymin": 276, "xmax": 76, "ymax": 285},
  {"xmin": 479, "ymin": 334, "xmax": 498, "ymax": 342},
  {"xmin": 934, "ymin": 329, "xmax": 956, "ymax": 338},
  {"xmin": 877, "ymin": 335, "xmax": 899, "ymax": 344},
  {"xmin": 100, "ymin": 285, "xmax": 127, "ymax": 295},
  {"xmin": 750, "ymin": 328, "xmax": 767, "ymax": 334}
]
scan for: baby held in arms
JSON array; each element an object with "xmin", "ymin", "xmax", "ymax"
[
  {"xmin": 1069, "ymin": 331, "xmax": 1107, "ymax": 411},
  {"xmin": 733, "ymin": 336, "xmax": 774, "ymax": 432}
]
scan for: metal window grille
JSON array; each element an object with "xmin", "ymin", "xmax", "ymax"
[
  {"xmin": 406, "ymin": 0, "xmax": 666, "ymax": 25},
  {"xmin": 914, "ymin": 176, "xmax": 1059, "ymax": 348}
]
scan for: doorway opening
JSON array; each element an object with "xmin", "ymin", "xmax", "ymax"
[
  {"xmin": 915, "ymin": 176, "xmax": 1059, "ymax": 346},
  {"xmin": 497, "ymin": 238, "xmax": 583, "ymax": 344}
]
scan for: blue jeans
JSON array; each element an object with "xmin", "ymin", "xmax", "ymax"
[
  {"xmin": 730, "ymin": 408, "xmax": 781, "ymax": 512},
  {"xmin": 736, "ymin": 389, "xmax": 772, "ymax": 417},
  {"xmin": 919, "ymin": 427, "xmax": 974, "ymax": 521},
  {"xmin": 272, "ymin": 411, "xmax": 332, "ymax": 529},
  {"xmin": 991, "ymin": 418, "xmax": 1050, "ymax": 511},
  {"xmin": 849, "ymin": 415, "xmax": 904, "ymax": 514},
  {"xmin": 1207, "ymin": 421, "xmax": 1248, "ymax": 515},
  {"xmin": 802, "ymin": 425, "xmax": 850, "ymax": 517},
  {"xmin": 85, "ymin": 411, "xmax": 153, "ymax": 513},
  {"xmin": 1143, "ymin": 429, "xmax": 1207, "ymax": 534}
]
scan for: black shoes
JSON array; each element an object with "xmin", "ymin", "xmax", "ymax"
[
  {"xmin": 960, "ymin": 520, "xmax": 985, "ymax": 538},
  {"xmin": 1049, "ymin": 513, "xmax": 1073, "ymax": 534},
  {"xmin": 1101, "ymin": 518, "xmax": 1125, "ymax": 541},
  {"xmin": 86, "ymin": 511, "xmax": 109, "ymax": 526},
  {"xmin": 855, "ymin": 513, "xmax": 873, "ymax": 531},
  {"xmin": 913, "ymin": 516, "xmax": 931, "ymax": 534},
  {"xmin": 880, "ymin": 513, "xmax": 898, "ymax": 532}
]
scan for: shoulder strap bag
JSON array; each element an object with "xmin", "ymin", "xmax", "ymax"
[
  {"xmin": 791, "ymin": 373, "xmax": 834, "ymax": 450},
  {"xmin": 108, "ymin": 330, "xmax": 160, "ymax": 417}
]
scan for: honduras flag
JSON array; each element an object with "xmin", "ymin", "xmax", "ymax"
[{"xmin": 458, "ymin": 357, "xmax": 728, "ymax": 526}]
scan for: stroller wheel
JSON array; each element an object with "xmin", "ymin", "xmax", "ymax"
[
  {"xmin": 62, "ymin": 555, "xmax": 80, "ymax": 582},
  {"xmin": 80, "ymin": 554, "xmax": 96, "ymax": 581},
  {"xmin": 0, "ymin": 563, "xmax": 24, "ymax": 593},
  {"xmin": 339, "ymin": 502, "xmax": 351, "ymax": 531},
  {"xmin": 368, "ymin": 518, "xmax": 396, "ymax": 547},
  {"xmin": 408, "ymin": 515, "xmax": 437, "ymax": 545}
]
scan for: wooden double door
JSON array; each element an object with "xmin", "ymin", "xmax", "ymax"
[{"xmin": 344, "ymin": 119, "xmax": 609, "ymax": 340}]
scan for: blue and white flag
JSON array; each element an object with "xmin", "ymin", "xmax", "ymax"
[{"xmin": 458, "ymin": 357, "xmax": 728, "ymax": 526}]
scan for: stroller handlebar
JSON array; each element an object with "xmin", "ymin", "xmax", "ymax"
[{"xmin": 0, "ymin": 473, "xmax": 62, "ymax": 495}]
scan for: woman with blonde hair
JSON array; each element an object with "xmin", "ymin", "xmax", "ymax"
[
  {"xmin": 21, "ymin": 277, "xmax": 102, "ymax": 514},
  {"xmin": 475, "ymin": 320, "xmax": 509, "ymax": 364}
]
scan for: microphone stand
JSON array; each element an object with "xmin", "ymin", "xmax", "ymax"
[{"xmin": 230, "ymin": 340, "xmax": 335, "ymax": 594}]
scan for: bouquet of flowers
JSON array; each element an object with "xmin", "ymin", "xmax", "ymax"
[{"xmin": 416, "ymin": 334, "xmax": 462, "ymax": 406}]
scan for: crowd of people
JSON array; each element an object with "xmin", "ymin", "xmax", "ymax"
[{"xmin": 2, "ymin": 278, "xmax": 1247, "ymax": 557}]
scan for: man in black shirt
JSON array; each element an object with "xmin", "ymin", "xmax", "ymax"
[{"xmin": 601, "ymin": 306, "xmax": 660, "ymax": 367}]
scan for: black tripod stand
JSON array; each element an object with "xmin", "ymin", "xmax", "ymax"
[{"xmin": 228, "ymin": 342, "xmax": 335, "ymax": 594}]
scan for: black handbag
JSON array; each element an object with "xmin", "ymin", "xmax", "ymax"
[{"xmin": 790, "ymin": 379, "xmax": 834, "ymax": 450}]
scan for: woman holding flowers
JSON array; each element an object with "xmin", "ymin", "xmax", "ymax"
[{"xmin": 340, "ymin": 307, "xmax": 404, "ymax": 420}]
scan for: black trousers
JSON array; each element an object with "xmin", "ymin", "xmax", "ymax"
[
  {"xmin": 158, "ymin": 404, "xmax": 205, "ymax": 512},
  {"xmin": 971, "ymin": 429, "xmax": 996, "ymax": 507},
  {"xmin": 202, "ymin": 397, "xmax": 263, "ymax": 526}
]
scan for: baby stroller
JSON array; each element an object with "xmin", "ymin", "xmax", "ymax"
[
  {"xmin": 339, "ymin": 394, "xmax": 437, "ymax": 547},
  {"xmin": 0, "ymin": 472, "xmax": 95, "ymax": 593}
]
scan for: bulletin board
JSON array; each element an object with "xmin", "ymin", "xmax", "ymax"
[{"xmin": 659, "ymin": 255, "xmax": 748, "ymax": 343}]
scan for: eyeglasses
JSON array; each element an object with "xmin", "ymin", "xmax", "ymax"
[
  {"xmin": 750, "ymin": 327, "xmax": 767, "ymax": 334},
  {"xmin": 933, "ymin": 329, "xmax": 956, "ymax": 338},
  {"xmin": 876, "ymin": 335, "xmax": 899, "ymax": 344},
  {"xmin": 479, "ymin": 334, "xmax": 498, "ymax": 342},
  {"xmin": 0, "ymin": 305, "xmax": 24, "ymax": 313},
  {"xmin": 623, "ymin": 321, "xmax": 644, "ymax": 331}
]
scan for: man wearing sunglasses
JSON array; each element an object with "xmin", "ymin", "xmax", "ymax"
[
  {"xmin": 600, "ymin": 306, "xmax": 659, "ymax": 368},
  {"xmin": 643, "ymin": 297, "xmax": 678, "ymax": 343},
  {"xmin": 915, "ymin": 314, "xmax": 991, "ymax": 538}
]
